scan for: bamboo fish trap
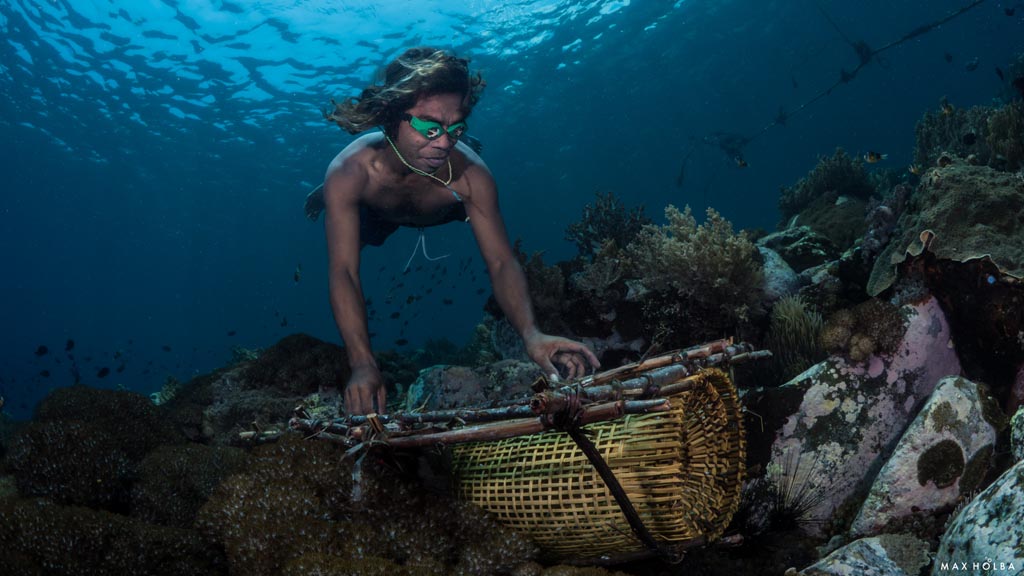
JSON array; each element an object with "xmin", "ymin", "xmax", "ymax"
[{"xmin": 288, "ymin": 339, "xmax": 760, "ymax": 564}]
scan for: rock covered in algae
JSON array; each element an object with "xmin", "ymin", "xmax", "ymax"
[
  {"xmin": 1012, "ymin": 405, "xmax": 1024, "ymax": 463},
  {"xmin": 867, "ymin": 163, "xmax": 1024, "ymax": 296},
  {"xmin": 850, "ymin": 376, "xmax": 1002, "ymax": 537},
  {"xmin": 934, "ymin": 458, "xmax": 1024, "ymax": 575},
  {"xmin": 753, "ymin": 296, "xmax": 961, "ymax": 537},
  {"xmin": 796, "ymin": 533, "xmax": 930, "ymax": 576}
]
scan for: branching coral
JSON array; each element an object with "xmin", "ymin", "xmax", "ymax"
[
  {"xmin": 778, "ymin": 148, "xmax": 875, "ymax": 222},
  {"xmin": 565, "ymin": 191, "xmax": 651, "ymax": 260},
  {"xmin": 626, "ymin": 205, "xmax": 764, "ymax": 346},
  {"xmin": 986, "ymin": 100, "xmax": 1024, "ymax": 172},
  {"xmin": 913, "ymin": 103, "xmax": 993, "ymax": 169},
  {"xmin": 570, "ymin": 240, "xmax": 624, "ymax": 308}
]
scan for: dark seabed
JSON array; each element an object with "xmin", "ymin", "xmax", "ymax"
[{"xmin": 1, "ymin": 1, "xmax": 1023, "ymax": 575}]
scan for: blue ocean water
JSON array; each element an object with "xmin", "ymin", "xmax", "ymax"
[{"xmin": 0, "ymin": 0, "xmax": 1020, "ymax": 420}]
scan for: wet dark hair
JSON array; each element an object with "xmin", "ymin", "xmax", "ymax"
[{"xmin": 325, "ymin": 47, "xmax": 485, "ymax": 136}]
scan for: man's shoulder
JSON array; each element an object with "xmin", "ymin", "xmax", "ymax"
[{"xmin": 328, "ymin": 133, "xmax": 384, "ymax": 176}]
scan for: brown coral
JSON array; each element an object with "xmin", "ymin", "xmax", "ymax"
[
  {"xmin": 913, "ymin": 104, "xmax": 993, "ymax": 169},
  {"xmin": 778, "ymin": 148, "xmax": 875, "ymax": 223},
  {"xmin": 821, "ymin": 299, "xmax": 903, "ymax": 363},
  {"xmin": 986, "ymin": 100, "xmax": 1024, "ymax": 172},
  {"xmin": 565, "ymin": 191, "xmax": 650, "ymax": 259},
  {"xmin": 867, "ymin": 164, "xmax": 1024, "ymax": 296},
  {"xmin": 197, "ymin": 434, "xmax": 537, "ymax": 576},
  {"xmin": 626, "ymin": 205, "xmax": 764, "ymax": 346}
]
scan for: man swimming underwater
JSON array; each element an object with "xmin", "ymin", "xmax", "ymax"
[{"xmin": 315, "ymin": 47, "xmax": 599, "ymax": 415}]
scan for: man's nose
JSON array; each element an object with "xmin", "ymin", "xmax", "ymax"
[{"xmin": 435, "ymin": 132, "xmax": 456, "ymax": 149}]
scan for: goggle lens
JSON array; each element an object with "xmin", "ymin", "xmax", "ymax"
[{"xmin": 406, "ymin": 114, "xmax": 467, "ymax": 140}]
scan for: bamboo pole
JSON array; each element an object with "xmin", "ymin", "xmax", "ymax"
[{"xmin": 289, "ymin": 398, "xmax": 671, "ymax": 448}]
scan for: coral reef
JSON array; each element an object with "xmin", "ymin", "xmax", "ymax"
[
  {"xmin": 185, "ymin": 333, "xmax": 355, "ymax": 444},
  {"xmin": 239, "ymin": 333, "xmax": 349, "ymax": 396},
  {"xmin": 791, "ymin": 192, "xmax": 869, "ymax": 253},
  {"xmin": 0, "ymin": 497, "xmax": 225, "ymax": 575},
  {"xmin": 867, "ymin": 163, "xmax": 1024, "ymax": 296},
  {"xmin": 986, "ymin": 100, "xmax": 1024, "ymax": 171},
  {"xmin": 565, "ymin": 191, "xmax": 650, "ymax": 260},
  {"xmin": 821, "ymin": 298, "xmax": 903, "ymax": 363},
  {"xmin": 778, "ymin": 148, "xmax": 875, "ymax": 223},
  {"xmin": 197, "ymin": 434, "xmax": 538, "ymax": 576},
  {"xmin": 913, "ymin": 99, "xmax": 1024, "ymax": 172},
  {"xmin": 149, "ymin": 376, "xmax": 181, "ymax": 406},
  {"xmin": 861, "ymin": 183, "xmax": 911, "ymax": 266},
  {"xmin": 506, "ymin": 242, "xmax": 570, "ymax": 337},
  {"xmin": 913, "ymin": 103, "xmax": 994, "ymax": 169},
  {"xmin": 626, "ymin": 205, "xmax": 764, "ymax": 346},
  {"xmin": 5, "ymin": 420, "xmax": 135, "ymax": 512},
  {"xmin": 764, "ymin": 295, "xmax": 827, "ymax": 384},
  {"xmin": 33, "ymin": 386, "xmax": 183, "ymax": 458},
  {"xmin": 131, "ymin": 444, "xmax": 250, "ymax": 529},
  {"xmin": 759, "ymin": 226, "xmax": 840, "ymax": 273},
  {"xmin": 4, "ymin": 387, "xmax": 184, "ymax": 513}
]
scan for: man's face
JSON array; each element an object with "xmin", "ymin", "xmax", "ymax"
[{"xmin": 397, "ymin": 92, "xmax": 466, "ymax": 172}]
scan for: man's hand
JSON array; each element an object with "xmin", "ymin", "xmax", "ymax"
[
  {"xmin": 523, "ymin": 332, "xmax": 600, "ymax": 381},
  {"xmin": 344, "ymin": 364, "xmax": 386, "ymax": 415}
]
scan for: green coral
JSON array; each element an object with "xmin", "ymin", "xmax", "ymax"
[
  {"xmin": 778, "ymin": 148, "xmax": 875, "ymax": 222},
  {"xmin": 764, "ymin": 295, "xmax": 827, "ymax": 384},
  {"xmin": 626, "ymin": 205, "xmax": 764, "ymax": 346},
  {"xmin": 565, "ymin": 191, "xmax": 651, "ymax": 260}
]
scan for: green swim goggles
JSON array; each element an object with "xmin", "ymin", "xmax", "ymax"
[{"xmin": 402, "ymin": 113, "xmax": 468, "ymax": 140}]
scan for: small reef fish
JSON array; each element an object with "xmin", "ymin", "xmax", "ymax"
[
  {"xmin": 734, "ymin": 156, "xmax": 748, "ymax": 168},
  {"xmin": 293, "ymin": 264, "xmax": 302, "ymax": 283},
  {"xmin": 66, "ymin": 339, "xmax": 75, "ymax": 351},
  {"xmin": 996, "ymin": 67, "xmax": 1005, "ymax": 81},
  {"xmin": 35, "ymin": 345, "xmax": 48, "ymax": 356},
  {"xmin": 97, "ymin": 367, "xmax": 110, "ymax": 378},
  {"xmin": 908, "ymin": 164, "xmax": 923, "ymax": 176},
  {"xmin": 863, "ymin": 151, "xmax": 888, "ymax": 163},
  {"xmin": 940, "ymin": 96, "xmax": 955, "ymax": 115}
]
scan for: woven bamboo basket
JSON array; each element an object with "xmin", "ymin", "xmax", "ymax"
[{"xmin": 449, "ymin": 367, "xmax": 746, "ymax": 562}]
